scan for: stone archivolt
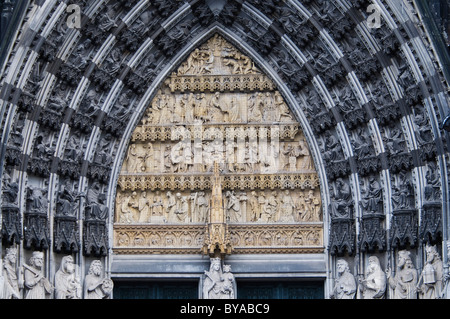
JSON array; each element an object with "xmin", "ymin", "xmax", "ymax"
[{"xmin": 113, "ymin": 35, "xmax": 323, "ymax": 255}]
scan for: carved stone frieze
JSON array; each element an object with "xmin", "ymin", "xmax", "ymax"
[
  {"xmin": 113, "ymin": 223, "xmax": 323, "ymax": 255},
  {"xmin": 117, "ymin": 173, "xmax": 320, "ymax": 192}
]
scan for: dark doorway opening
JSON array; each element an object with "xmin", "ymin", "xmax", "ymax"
[
  {"xmin": 113, "ymin": 280, "xmax": 199, "ymax": 299},
  {"xmin": 237, "ymin": 280, "xmax": 324, "ymax": 299}
]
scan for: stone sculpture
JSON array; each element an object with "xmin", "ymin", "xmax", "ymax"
[
  {"xmin": 330, "ymin": 259, "xmax": 356, "ymax": 299},
  {"xmin": 1, "ymin": 247, "xmax": 21, "ymax": 299},
  {"xmin": 23, "ymin": 251, "xmax": 53, "ymax": 299},
  {"xmin": 386, "ymin": 250, "xmax": 418, "ymax": 299},
  {"xmin": 417, "ymin": 244, "xmax": 444, "ymax": 299},
  {"xmin": 358, "ymin": 256, "xmax": 386, "ymax": 299},
  {"xmin": 203, "ymin": 257, "xmax": 235, "ymax": 299},
  {"xmin": 54, "ymin": 255, "xmax": 82, "ymax": 299},
  {"xmin": 84, "ymin": 260, "xmax": 113, "ymax": 299}
]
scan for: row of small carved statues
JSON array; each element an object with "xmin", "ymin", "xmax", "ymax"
[
  {"xmin": 123, "ymin": 139, "xmax": 312, "ymax": 174},
  {"xmin": 144, "ymin": 91, "xmax": 293, "ymax": 125},
  {"xmin": 1, "ymin": 249, "xmax": 112, "ymax": 299},
  {"xmin": 116, "ymin": 189, "xmax": 322, "ymax": 224},
  {"xmin": 331, "ymin": 245, "xmax": 447, "ymax": 299}
]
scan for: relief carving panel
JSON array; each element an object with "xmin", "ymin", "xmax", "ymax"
[{"xmin": 113, "ymin": 34, "xmax": 323, "ymax": 255}]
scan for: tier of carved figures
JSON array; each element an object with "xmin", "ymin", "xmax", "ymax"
[
  {"xmin": 331, "ymin": 245, "xmax": 447, "ymax": 299},
  {"xmin": 1, "ymin": 249, "xmax": 112, "ymax": 299},
  {"xmin": 143, "ymin": 90, "xmax": 293, "ymax": 126},
  {"xmin": 122, "ymin": 137, "xmax": 313, "ymax": 174},
  {"xmin": 116, "ymin": 188, "xmax": 321, "ymax": 224}
]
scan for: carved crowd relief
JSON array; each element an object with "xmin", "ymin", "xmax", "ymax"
[
  {"xmin": 115, "ymin": 188, "xmax": 321, "ymax": 225},
  {"xmin": 114, "ymin": 34, "xmax": 323, "ymax": 255}
]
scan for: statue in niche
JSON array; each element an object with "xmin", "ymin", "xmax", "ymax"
[
  {"xmin": 163, "ymin": 145, "xmax": 173, "ymax": 173},
  {"xmin": 27, "ymin": 186, "xmax": 49, "ymax": 215},
  {"xmin": 358, "ymin": 256, "xmax": 386, "ymax": 299},
  {"xmin": 330, "ymin": 259, "xmax": 356, "ymax": 299},
  {"xmin": 386, "ymin": 250, "xmax": 418, "ymax": 299},
  {"xmin": 194, "ymin": 93, "xmax": 208, "ymax": 122},
  {"xmin": 322, "ymin": 131, "xmax": 341, "ymax": 162},
  {"xmin": 417, "ymin": 244, "xmax": 444, "ymax": 299},
  {"xmin": 138, "ymin": 191, "xmax": 150, "ymax": 223},
  {"xmin": 2, "ymin": 174, "xmax": 18, "ymax": 207},
  {"xmin": 282, "ymin": 142, "xmax": 301, "ymax": 171},
  {"xmin": 261, "ymin": 191, "xmax": 278, "ymax": 222},
  {"xmin": 359, "ymin": 176, "xmax": 383, "ymax": 214},
  {"xmin": 248, "ymin": 191, "xmax": 260, "ymax": 222},
  {"xmin": 262, "ymin": 92, "xmax": 276, "ymax": 122},
  {"xmin": 329, "ymin": 178, "xmax": 352, "ymax": 218},
  {"xmin": 166, "ymin": 191, "xmax": 177, "ymax": 222},
  {"xmin": 54, "ymin": 255, "xmax": 82, "ymax": 299},
  {"xmin": 117, "ymin": 192, "xmax": 134, "ymax": 223},
  {"xmin": 1, "ymin": 247, "xmax": 22, "ymax": 299},
  {"xmin": 126, "ymin": 143, "xmax": 138, "ymax": 172},
  {"xmin": 173, "ymin": 193, "xmax": 189, "ymax": 223},
  {"xmin": 383, "ymin": 127, "xmax": 405, "ymax": 155},
  {"xmin": 57, "ymin": 181, "xmax": 81, "ymax": 217},
  {"xmin": 352, "ymin": 129, "xmax": 372, "ymax": 159},
  {"xmin": 228, "ymin": 97, "xmax": 241, "ymax": 123},
  {"xmin": 208, "ymin": 92, "xmax": 226, "ymax": 122},
  {"xmin": 151, "ymin": 191, "xmax": 164, "ymax": 221},
  {"xmin": 424, "ymin": 163, "xmax": 441, "ymax": 202},
  {"xmin": 203, "ymin": 258, "xmax": 235, "ymax": 299},
  {"xmin": 413, "ymin": 108, "xmax": 433, "ymax": 145},
  {"xmin": 84, "ymin": 260, "xmax": 113, "ymax": 299},
  {"xmin": 86, "ymin": 182, "xmax": 108, "ymax": 220},
  {"xmin": 65, "ymin": 133, "xmax": 82, "ymax": 162},
  {"xmin": 158, "ymin": 94, "xmax": 173, "ymax": 124},
  {"xmin": 279, "ymin": 190, "xmax": 295, "ymax": 222},
  {"xmin": 226, "ymin": 191, "xmax": 241, "ymax": 222},
  {"xmin": 274, "ymin": 91, "xmax": 293, "ymax": 122},
  {"xmin": 391, "ymin": 173, "xmax": 414, "ymax": 209},
  {"xmin": 191, "ymin": 192, "xmax": 209, "ymax": 223},
  {"xmin": 180, "ymin": 93, "xmax": 195, "ymax": 123},
  {"xmin": 24, "ymin": 251, "xmax": 53, "ymax": 299},
  {"xmin": 304, "ymin": 190, "xmax": 321, "ymax": 221},
  {"xmin": 248, "ymin": 93, "xmax": 263, "ymax": 122}
]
